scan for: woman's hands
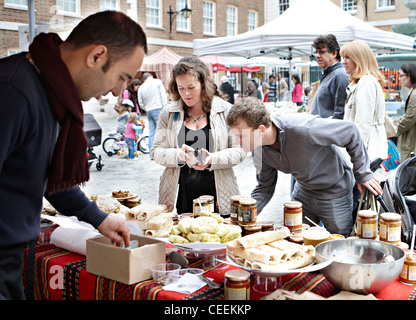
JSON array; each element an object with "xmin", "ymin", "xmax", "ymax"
[{"xmin": 178, "ymin": 144, "xmax": 211, "ymax": 170}]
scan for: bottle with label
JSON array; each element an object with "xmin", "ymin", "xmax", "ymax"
[
  {"xmin": 400, "ymin": 251, "xmax": 416, "ymax": 285},
  {"xmin": 238, "ymin": 198, "xmax": 257, "ymax": 226},
  {"xmin": 230, "ymin": 195, "xmax": 247, "ymax": 222},
  {"xmin": 357, "ymin": 210, "xmax": 378, "ymax": 240},
  {"xmin": 199, "ymin": 195, "xmax": 214, "ymax": 213},
  {"xmin": 193, "ymin": 198, "xmax": 208, "ymax": 217},
  {"xmin": 283, "ymin": 201, "xmax": 303, "ymax": 231},
  {"xmin": 379, "ymin": 212, "xmax": 401, "ymax": 245},
  {"xmin": 224, "ymin": 270, "xmax": 250, "ymax": 300}
]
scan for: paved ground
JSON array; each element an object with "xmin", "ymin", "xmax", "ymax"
[{"xmin": 82, "ymin": 101, "xmax": 290, "ymax": 225}]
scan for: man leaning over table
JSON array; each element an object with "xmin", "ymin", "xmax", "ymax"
[
  {"xmin": 226, "ymin": 97, "xmax": 383, "ymax": 237},
  {"xmin": 0, "ymin": 11, "xmax": 147, "ymax": 300}
]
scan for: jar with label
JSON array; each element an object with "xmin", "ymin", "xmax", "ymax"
[
  {"xmin": 399, "ymin": 251, "xmax": 416, "ymax": 285},
  {"xmin": 283, "ymin": 201, "xmax": 303, "ymax": 231},
  {"xmin": 357, "ymin": 210, "xmax": 378, "ymax": 240},
  {"xmin": 193, "ymin": 198, "xmax": 208, "ymax": 217},
  {"xmin": 230, "ymin": 195, "xmax": 247, "ymax": 222},
  {"xmin": 238, "ymin": 198, "xmax": 257, "ymax": 226},
  {"xmin": 224, "ymin": 270, "xmax": 250, "ymax": 300},
  {"xmin": 379, "ymin": 212, "xmax": 401, "ymax": 245},
  {"xmin": 200, "ymin": 195, "xmax": 214, "ymax": 213}
]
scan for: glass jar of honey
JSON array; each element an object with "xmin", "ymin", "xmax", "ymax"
[
  {"xmin": 193, "ymin": 198, "xmax": 208, "ymax": 217},
  {"xmin": 399, "ymin": 251, "xmax": 416, "ymax": 285},
  {"xmin": 238, "ymin": 198, "xmax": 257, "ymax": 226},
  {"xmin": 379, "ymin": 212, "xmax": 401, "ymax": 245},
  {"xmin": 357, "ymin": 210, "xmax": 378, "ymax": 240},
  {"xmin": 224, "ymin": 270, "xmax": 250, "ymax": 300},
  {"xmin": 283, "ymin": 201, "xmax": 303, "ymax": 231},
  {"xmin": 200, "ymin": 195, "xmax": 214, "ymax": 213},
  {"xmin": 230, "ymin": 195, "xmax": 247, "ymax": 222}
]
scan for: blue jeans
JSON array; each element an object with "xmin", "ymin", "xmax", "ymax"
[
  {"xmin": 147, "ymin": 108, "xmax": 162, "ymax": 159},
  {"xmin": 291, "ymin": 185, "xmax": 353, "ymax": 237},
  {"xmin": 125, "ymin": 138, "xmax": 136, "ymax": 159}
]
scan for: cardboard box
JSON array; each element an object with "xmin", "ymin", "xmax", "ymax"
[{"xmin": 86, "ymin": 235, "xmax": 165, "ymax": 285}]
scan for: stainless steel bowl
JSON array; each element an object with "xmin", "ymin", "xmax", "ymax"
[{"xmin": 315, "ymin": 239, "xmax": 405, "ymax": 294}]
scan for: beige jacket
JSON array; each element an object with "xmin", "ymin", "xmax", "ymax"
[
  {"xmin": 344, "ymin": 74, "xmax": 387, "ymax": 160},
  {"xmin": 151, "ymin": 96, "xmax": 246, "ymax": 213},
  {"xmin": 395, "ymin": 88, "xmax": 416, "ymax": 162}
]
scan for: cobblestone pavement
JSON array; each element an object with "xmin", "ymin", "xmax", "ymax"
[{"xmin": 82, "ymin": 102, "xmax": 290, "ymax": 225}]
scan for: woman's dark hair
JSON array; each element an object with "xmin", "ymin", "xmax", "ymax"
[
  {"xmin": 292, "ymin": 75, "xmax": 301, "ymax": 84},
  {"xmin": 65, "ymin": 11, "xmax": 148, "ymax": 72},
  {"xmin": 401, "ymin": 63, "xmax": 416, "ymax": 88},
  {"xmin": 313, "ymin": 34, "xmax": 341, "ymax": 61}
]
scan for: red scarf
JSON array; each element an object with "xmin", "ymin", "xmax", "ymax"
[{"xmin": 29, "ymin": 33, "xmax": 89, "ymax": 193}]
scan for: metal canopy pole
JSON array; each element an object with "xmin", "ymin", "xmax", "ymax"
[{"xmin": 28, "ymin": 0, "xmax": 36, "ymax": 43}]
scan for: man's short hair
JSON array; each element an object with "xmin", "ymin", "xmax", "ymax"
[
  {"xmin": 269, "ymin": 75, "xmax": 275, "ymax": 80},
  {"xmin": 226, "ymin": 97, "xmax": 271, "ymax": 129},
  {"xmin": 65, "ymin": 11, "xmax": 148, "ymax": 72},
  {"xmin": 313, "ymin": 34, "xmax": 341, "ymax": 61}
]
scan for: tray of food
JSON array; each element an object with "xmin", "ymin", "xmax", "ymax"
[
  {"xmin": 111, "ymin": 190, "xmax": 137, "ymax": 201},
  {"xmin": 222, "ymin": 227, "xmax": 333, "ymax": 277}
]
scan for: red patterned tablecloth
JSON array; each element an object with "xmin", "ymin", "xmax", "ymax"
[{"xmin": 23, "ymin": 243, "xmax": 416, "ymax": 300}]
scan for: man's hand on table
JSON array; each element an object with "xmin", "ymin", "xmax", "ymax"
[{"xmin": 97, "ymin": 215, "xmax": 130, "ymax": 247}]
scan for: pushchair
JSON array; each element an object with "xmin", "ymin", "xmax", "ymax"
[
  {"xmin": 380, "ymin": 154, "xmax": 416, "ymax": 245},
  {"xmin": 84, "ymin": 113, "xmax": 104, "ymax": 171}
]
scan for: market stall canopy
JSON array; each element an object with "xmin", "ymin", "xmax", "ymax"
[
  {"xmin": 228, "ymin": 66, "xmax": 261, "ymax": 73},
  {"xmin": 140, "ymin": 46, "xmax": 183, "ymax": 88},
  {"xmin": 193, "ymin": 0, "xmax": 416, "ymax": 59},
  {"xmin": 377, "ymin": 53, "xmax": 416, "ymax": 70}
]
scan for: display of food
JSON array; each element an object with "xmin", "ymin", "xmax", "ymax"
[
  {"xmin": 112, "ymin": 190, "xmax": 135, "ymax": 199},
  {"xmin": 169, "ymin": 214, "xmax": 242, "ymax": 244},
  {"xmin": 226, "ymin": 227, "xmax": 316, "ymax": 271}
]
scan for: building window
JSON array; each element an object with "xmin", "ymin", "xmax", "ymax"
[
  {"xmin": 342, "ymin": 0, "xmax": 357, "ymax": 12},
  {"xmin": 100, "ymin": 0, "xmax": 117, "ymax": 11},
  {"xmin": 227, "ymin": 6, "xmax": 237, "ymax": 36},
  {"xmin": 203, "ymin": 1, "xmax": 215, "ymax": 35},
  {"xmin": 176, "ymin": 0, "xmax": 190, "ymax": 32},
  {"xmin": 57, "ymin": 0, "xmax": 79, "ymax": 15},
  {"xmin": 247, "ymin": 10, "xmax": 257, "ymax": 31},
  {"xmin": 5, "ymin": 0, "xmax": 27, "ymax": 7},
  {"xmin": 279, "ymin": 0, "xmax": 290, "ymax": 15},
  {"xmin": 377, "ymin": 0, "xmax": 395, "ymax": 9},
  {"xmin": 146, "ymin": 0, "xmax": 161, "ymax": 27}
]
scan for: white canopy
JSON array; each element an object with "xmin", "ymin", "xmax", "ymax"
[{"xmin": 193, "ymin": 0, "xmax": 416, "ymax": 59}]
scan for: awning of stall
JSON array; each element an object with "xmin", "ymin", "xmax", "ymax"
[
  {"xmin": 227, "ymin": 65, "xmax": 261, "ymax": 73},
  {"xmin": 377, "ymin": 53, "xmax": 416, "ymax": 70},
  {"xmin": 139, "ymin": 46, "xmax": 183, "ymax": 89}
]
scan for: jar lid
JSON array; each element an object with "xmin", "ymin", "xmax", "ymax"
[
  {"xmin": 357, "ymin": 210, "xmax": 378, "ymax": 218},
  {"xmin": 239, "ymin": 198, "xmax": 257, "ymax": 205},
  {"xmin": 258, "ymin": 221, "xmax": 274, "ymax": 229},
  {"xmin": 381, "ymin": 212, "xmax": 401, "ymax": 221},
  {"xmin": 225, "ymin": 270, "xmax": 250, "ymax": 281},
  {"xmin": 244, "ymin": 224, "xmax": 262, "ymax": 232},
  {"xmin": 284, "ymin": 201, "xmax": 302, "ymax": 208},
  {"xmin": 193, "ymin": 198, "xmax": 207, "ymax": 204},
  {"xmin": 200, "ymin": 195, "xmax": 214, "ymax": 201}
]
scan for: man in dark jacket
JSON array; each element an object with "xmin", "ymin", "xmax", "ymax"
[
  {"xmin": 219, "ymin": 76, "xmax": 235, "ymax": 104},
  {"xmin": 310, "ymin": 34, "xmax": 349, "ymax": 119},
  {"xmin": 0, "ymin": 11, "xmax": 147, "ymax": 300}
]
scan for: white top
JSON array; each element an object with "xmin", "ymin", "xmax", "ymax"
[
  {"xmin": 344, "ymin": 73, "xmax": 388, "ymax": 161},
  {"xmin": 138, "ymin": 77, "xmax": 168, "ymax": 112}
]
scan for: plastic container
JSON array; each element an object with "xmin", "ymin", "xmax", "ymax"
[{"xmin": 150, "ymin": 263, "xmax": 181, "ymax": 285}]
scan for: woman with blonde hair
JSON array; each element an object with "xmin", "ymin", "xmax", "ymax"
[
  {"xmin": 340, "ymin": 39, "xmax": 387, "ymax": 161},
  {"xmin": 151, "ymin": 56, "xmax": 245, "ymax": 214}
]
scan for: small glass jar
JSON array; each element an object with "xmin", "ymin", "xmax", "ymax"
[
  {"xmin": 230, "ymin": 195, "xmax": 247, "ymax": 222},
  {"xmin": 193, "ymin": 198, "xmax": 208, "ymax": 217},
  {"xmin": 379, "ymin": 212, "xmax": 401, "ymax": 245},
  {"xmin": 238, "ymin": 198, "xmax": 257, "ymax": 226},
  {"xmin": 357, "ymin": 210, "xmax": 378, "ymax": 240},
  {"xmin": 283, "ymin": 201, "xmax": 303, "ymax": 231},
  {"xmin": 400, "ymin": 251, "xmax": 416, "ymax": 285},
  {"xmin": 200, "ymin": 195, "xmax": 214, "ymax": 213},
  {"xmin": 224, "ymin": 270, "xmax": 250, "ymax": 300}
]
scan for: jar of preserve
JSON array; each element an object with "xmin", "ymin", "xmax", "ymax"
[
  {"xmin": 399, "ymin": 251, "xmax": 416, "ymax": 285},
  {"xmin": 379, "ymin": 212, "xmax": 401, "ymax": 245},
  {"xmin": 357, "ymin": 210, "xmax": 378, "ymax": 240},
  {"xmin": 283, "ymin": 201, "xmax": 303, "ymax": 230},
  {"xmin": 193, "ymin": 198, "xmax": 208, "ymax": 217},
  {"xmin": 238, "ymin": 198, "xmax": 257, "ymax": 226},
  {"xmin": 230, "ymin": 195, "xmax": 247, "ymax": 222},
  {"xmin": 200, "ymin": 195, "xmax": 214, "ymax": 213},
  {"xmin": 224, "ymin": 270, "xmax": 250, "ymax": 300}
]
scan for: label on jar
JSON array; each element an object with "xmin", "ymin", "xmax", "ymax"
[
  {"xmin": 361, "ymin": 222, "xmax": 377, "ymax": 238},
  {"xmin": 230, "ymin": 205, "xmax": 239, "ymax": 220},
  {"xmin": 239, "ymin": 208, "xmax": 255, "ymax": 223},
  {"xmin": 224, "ymin": 287, "xmax": 250, "ymax": 300},
  {"xmin": 284, "ymin": 213, "xmax": 302, "ymax": 227},
  {"xmin": 387, "ymin": 226, "xmax": 401, "ymax": 242}
]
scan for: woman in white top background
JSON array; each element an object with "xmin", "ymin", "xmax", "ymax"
[{"xmin": 340, "ymin": 39, "xmax": 388, "ymax": 161}]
